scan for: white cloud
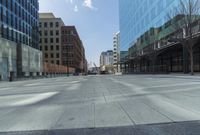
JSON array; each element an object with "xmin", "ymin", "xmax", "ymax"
[
  {"xmin": 74, "ymin": 5, "xmax": 79, "ymax": 12},
  {"xmin": 83, "ymin": 0, "xmax": 97, "ymax": 10}
]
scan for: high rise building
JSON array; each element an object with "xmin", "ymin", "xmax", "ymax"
[
  {"xmin": 119, "ymin": 0, "xmax": 179, "ymax": 52},
  {"xmin": 61, "ymin": 26, "xmax": 87, "ymax": 74},
  {"xmin": 0, "ymin": 0, "xmax": 42, "ymax": 80},
  {"xmin": 113, "ymin": 32, "xmax": 120, "ymax": 64},
  {"xmin": 113, "ymin": 32, "xmax": 121, "ymax": 73},
  {"xmin": 39, "ymin": 13, "xmax": 65, "ymax": 66},
  {"xmin": 100, "ymin": 50, "xmax": 114, "ymax": 67},
  {"xmin": 100, "ymin": 50, "xmax": 114, "ymax": 73}
]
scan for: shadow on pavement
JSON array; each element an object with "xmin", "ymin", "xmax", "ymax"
[{"xmin": 1, "ymin": 120, "xmax": 200, "ymax": 135}]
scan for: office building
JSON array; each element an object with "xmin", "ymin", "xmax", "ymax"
[
  {"xmin": 39, "ymin": 13, "xmax": 65, "ymax": 66},
  {"xmin": 119, "ymin": 0, "xmax": 179, "ymax": 52},
  {"xmin": 100, "ymin": 50, "xmax": 114, "ymax": 66},
  {"xmin": 61, "ymin": 26, "xmax": 87, "ymax": 74},
  {"xmin": 100, "ymin": 50, "xmax": 114, "ymax": 73},
  {"xmin": 119, "ymin": 0, "xmax": 200, "ymax": 74},
  {"xmin": 113, "ymin": 32, "xmax": 121, "ymax": 73},
  {"xmin": 0, "ymin": 0, "xmax": 42, "ymax": 80}
]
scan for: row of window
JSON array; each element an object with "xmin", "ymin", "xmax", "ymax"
[
  {"xmin": 0, "ymin": 0, "xmax": 38, "ymax": 19},
  {"xmin": 44, "ymin": 53, "xmax": 60, "ymax": 59},
  {"xmin": 39, "ymin": 38, "xmax": 60, "ymax": 44},
  {"xmin": 62, "ymin": 36, "xmax": 73, "ymax": 43},
  {"xmin": 62, "ymin": 53, "xmax": 74, "ymax": 57},
  {"xmin": 62, "ymin": 30, "xmax": 74, "ymax": 35},
  {"xmin": 62, "ymin": 61, "xmax": 74, "ymax": 66},
  {"xmin": 45, "ymin": 60, "xmax": 60, "ymax": 65},
  {"xmin": 40, "ymin": 45, "xmax": 60, "ymax": 51},
  {"xmin": 39, "ymin": 22, "xmax": 59, "ymax": 28},
  {"xmin": 0, "ymin": 25, "xmax": 37, "ymax": 47},
  {"xmin": 0, "ymin": 0, "xmax": 39, "ymax": 48},
  {"xmin": 0, "ymin": 6, "xmax": 38, "ymax": 29},
  {"xmin": 39, "ymin": 30, "xmax": 60, "ymax": 36}
]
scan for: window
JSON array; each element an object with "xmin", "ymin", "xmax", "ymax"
[
  {"xmin": 56, "ymin": 53, "xmax": 59, "ymax": 58},
  {"xmin": 56, "ymin": 45, "xmax": 59, "ymax": 50},
  {"xmin": 39, "ymin": 22, "xmax": 42, "ymax": 27},
  {"xmin": 56, "ymin": 30, "xmax": 59, "ymax": 36},
  {"xmin": 45, "ymin": 38, "xmax": 48, "ymax": 43},
  {"xmin": 56, "ymin": 22, "xmax": 59, "ymax": 27},
  {"xmin": 44, "ymin": 30, "xmax": 48, "ymax": 36},
  {"xmin": 51, "ymin": 60, "xmax": 54, "ymax": 64},
  {"xmin": 50, "ymin": 30, "xmax": 53, "ymax": 36},
  {"xmin": 45, "ymin": 46, "xmax": 48, "ymax": 51},
  {"xmin": 56, "ymin": 60, "xmax": 60, "ymax": 65},
  {"xmin": 39, "ymin": 31, "xmax": 42, "ymax": 36},
  {"xmin": 50, "ymin": 38, "xmax": 54, "ymax": 43},
  {"xmin": 39, "ymin": 38, "xmax": 42, "ymax": 43},
  {"xmin": 40, "ymin": 46, "xmax": 42, "ymax": 50},
  {"xmin": 51, "ymin": 45, "xmax": 54, "ymax": 50},
  {"xmin": 45, "ymin": 53, "xmax": 48, "ymax": 58},
  {"xmin": 51, "ymin": 53, "xmax": 54, "ymax": 58},
  {"xmin": 44, "ymin": 22, "xmax": 48, "ymax": 28},
  {"xmin": 50, "ymin": 22, "xmax": 53, "ymax": 27},
  {"xmin": 56, "ymin": 38, "xmax": 59, "ymax": 43}
]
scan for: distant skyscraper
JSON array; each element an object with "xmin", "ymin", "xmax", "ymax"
[
  {"xmin": 119, "ymin": 0, "xmax": 179, "ymax": 53},
  {"xmin": 113, "ymin": 32, "xmax": 121, "ymax": 73},
  {"xmin": 100, "ymin": 50, "xmax": 114, "ymax": 67},
  {"xmin": 113, "ymin": 32, "xmax": 120, "ymax": 65}
]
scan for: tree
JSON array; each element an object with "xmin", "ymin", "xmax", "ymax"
[{"xmin": 168, "ymin": 0, "xmax": 200, "ymax": 75}]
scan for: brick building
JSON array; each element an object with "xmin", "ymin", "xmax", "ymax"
[{"xmin": 61, "ymin": 26, "xmax": 87, "ymax": 74}]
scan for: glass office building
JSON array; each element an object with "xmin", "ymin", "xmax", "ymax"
[
  {"xmin": 119, "ymin": 0, "xmax": 179, "ymax": 52},
  {"xmin": 0, "ymin": 0, "xmax": 42, "ymax": 81},
  {"xmin": 0, "ymin": 0, "xmax": 39, "ymax": 49}
]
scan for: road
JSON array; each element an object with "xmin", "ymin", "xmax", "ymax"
[{"xmin": 0, "ymin": 75, "xmax": 200, "ymax": 134}]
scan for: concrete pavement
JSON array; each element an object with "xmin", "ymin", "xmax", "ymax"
[{"xmin": 0, "ymin": 75, "xmax": 200, "ymax": 134}]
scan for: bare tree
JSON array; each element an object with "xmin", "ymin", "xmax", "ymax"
[{"xmin": 168, "ymin": 0, "xmax": 200, "ymax": 75}]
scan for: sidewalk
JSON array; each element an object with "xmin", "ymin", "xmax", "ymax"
[{"xmin": 155, "ymin": 73, "xmax": 200, "ymax": 79}]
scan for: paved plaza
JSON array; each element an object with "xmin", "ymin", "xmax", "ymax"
[{"xmin": 0, "ymin": 75, "xmax": 200, "ymax": 134}]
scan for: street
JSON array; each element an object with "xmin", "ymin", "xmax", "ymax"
[{"xmin": 0, "ymin": 75, "xmax": 200, "ymax": 134}]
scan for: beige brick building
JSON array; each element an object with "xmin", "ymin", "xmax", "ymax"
[{"xmin": 39, "ymin": 13, "xmax": 65, "ymax": 65}]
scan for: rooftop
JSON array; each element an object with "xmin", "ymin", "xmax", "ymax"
[{"xmin": 39, "ymin": 13, "xmax": 56, "ymax": 19}]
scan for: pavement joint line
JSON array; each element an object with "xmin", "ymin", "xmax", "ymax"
[
  {"xmin": 93, "ymin": 103, "xmax": 96, "ymax": 128},
  {"xmin": 160, "ymin": 95, "xmax": 200, "ymax": 116},
  {"xmin": 106, "ymin": 78, "xmax": 136, "ymax": 126},
  {"xmin": 142, "ymin": 100, "xmax": 174, "ymax": 123},
  {"xmin": 117, "ymin": 102, "xmax": 136, "ymax": 126},
  {"xmin": 117, "ymin": 91, "xmax": 137, "ymax": 126},
  {"xmin": 103, "ymin": 93, "xmax": 107, "ymax": 103},
  {"xmin": 50, "ymin": 110, "xmax": 66, "ymax": 129}
]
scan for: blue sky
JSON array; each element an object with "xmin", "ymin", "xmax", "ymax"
[{"xmin": 39, "ymin": 0, "xmax": 119, "ymax": 66}]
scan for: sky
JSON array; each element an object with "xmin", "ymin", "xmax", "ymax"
[{"xmin": 39, "ymin": 0, "xmax": 119, "ymax": 67}]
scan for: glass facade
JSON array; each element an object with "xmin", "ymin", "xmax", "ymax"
[
  {"xmin": 0, "ymin": 0, "xmax": 39, "ymax": 49},
  {"xmin": 119, "ymin": 0, "xmax": 179, "ymax": 51}
]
